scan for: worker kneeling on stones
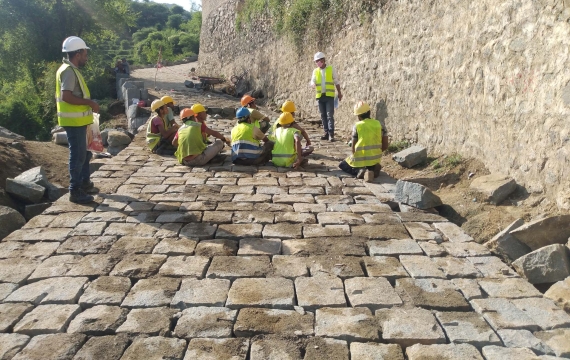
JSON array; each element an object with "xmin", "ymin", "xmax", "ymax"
[
  {"xmin": 240, "ymin": 95, "xmax": 270, "ymax": 133},
  {"xmin": 270, "ymin": 112, "xmax": 312, "ymax": 169},
  {"xmin": 231, "ymin": 107, "xmax": 274, "ymax": 166},
  {"xmin": 338, "ymin": 101, "xmax": 388, "ymax": 182},
  {"xmin": 173, "ymin": 105, "xmax": 230, "ymax": 166},
  {"xmin": 146, "ymin": 99, "xmax": 179, "ymax": 155}
]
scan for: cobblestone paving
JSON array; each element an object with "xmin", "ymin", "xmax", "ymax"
[{"xmin": 1, "ymin": 119, "xmax": 570, "ymax": 359}]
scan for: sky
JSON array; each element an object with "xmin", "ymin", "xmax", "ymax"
[{"xmin": 150, "ymin": 0, "xmax": 201, "ymax": 12}]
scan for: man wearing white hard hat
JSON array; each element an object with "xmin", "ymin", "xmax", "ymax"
[
  {"xmin": 310, "ymin": 51, "xmax": 342, "ymax": 142},
  {"xmin": 56, "ymin": 36, "xmax": 99, "ymax": 204}
]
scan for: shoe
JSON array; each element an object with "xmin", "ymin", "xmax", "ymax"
[
  {"xmin": 69, "ymin": 189, "xmax": 94, "ymax": 204},
  {"xmin": 373, "ymin": 163, "xmax": 382, "ymax": 178},
  {"xmin": 320, "ymin": 132, "xmax": 329, "ymax": 140},
  {"xmin": 81, "ymin": 180, "xmax": 94, "ymax": 191},
  {"xmin": 329, "ymin": 136, "xmax": 335, "ymax": 142},
  {"xmin": 364, "ymin": 170, "xmax": 374, "ymax": 182},
  {"xmin": 356, "ymin": 169, "xmax": 366, "ymax": 179}
]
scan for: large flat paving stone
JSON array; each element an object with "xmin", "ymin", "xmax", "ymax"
[
  {"xmin": 57, "ymin": 235, "xmax": 116, "ymax": 255},
  {"xmin": 107, "ymin": 236, "xmax": 158, "ymax": 256},
  {"xmin": 441, "ymin": 241, "xmax": 491, "ymax": 257},
  {"xmin": 534, "ymin": 329, "xmax": 570, "ymax": 358},
  {"xmin": 216, "ymin": 224, "xmax": 263, "ymax": 239},
  {"xmin": 116, "ymin": 307, "xmax": 175, "ymax": 336},
  {"xmin": 295, "ymin": 275, "xmax": 346, "ymax": 310},
  {"xmin": 233, "ymin": 308, "xmax": 314, "ymax": 337},
  {"xmin": 238, "ymin": 238, "xmax": 281, "ymax": 255},
  {"xmin": 471, "ymin": 298, "xmax": 540, "ymax": 331},
  {"xmin": 195, "ymin": 239, "xmax": 238, "ymax": 257},
  {"xmin": 270, "ymin": 256, "xmax": 309, "ymax": 279},
  {"xmin": 66, "ymin": 305, "xmax": 128, "ymax": 335},
  {"xmin": 120, "ymin": 336, "xmax": 186, "ymax": 360},
  {"xmin": 283, "ymin": 237, "xmax": 366, "ymax": 256},
  {"xmin": 158, "ymin": 255, "xmax": 210, "ymax": 277},
  {"xmin": 72, "ymin": 334, "xmax": 129, "ymax": 360},
  {"xmin": 368, "ymin": 239, "xmax": 423, "ymax": 257},
  {"xmin": 363, "ymin": 256, "xmax": 409, "ymax": 281},
  {"xmin": 315, "ymin": 307, "xmax": 380, "ymax": 341},
  {"xmin": 180, "ymin": 223, "xmax": 217, "ymax": 240},
  {"xmin": 435, "ymin": 311, "xmax": 502, "ymax": 348},
  {"xmin": 467, "ymin": 256, "xmax": 519, "ymax": 278},
  {"xmin": 78, "ymin": 276, "xmax": 131, "ymax": 307},
  {"xmin": 433, "ymin": 257, "xmax": 482, "ymax": 278},
  {"xmin": 0, "ymin": 258, "xmax": 40, "ymax": 284},
  {"xmin": 376, "ymin": 307, "xmax": 446, "ymax": 347},
  {"xmin": 302, "ymin": 225, "xmax": 351, "ymax": 238},
  {"xmin": 304, "ymin": 337, "xmax": 349, "ymax": 360},
  {"xmin": 206, "ymin": 256, "xmax": 271, "ymax": 279},
  {"xmin": 153, "ymin": 237, "xmax": 197, "ymax": 255},
  {"xmin": 344, "ymin": 277, "xmax": 402, "ymax": 309},
  {"xmin": 109, "ymin": 254, "xmax": 167, "ymax": 279},
  {"xmin": 262, "ymin": 224, "xmax": 303, "ymax": 238},
  {"xmin": 27, "ymin": 254, "xmax": 82, "ymax": 280},
  {"xmin": 171, "ymin": 278, "xmax": 230, "ymax": 309},
  {"xmin": 396, "ymin": 278, "xmax": 470, "ymax": 310},
  {"xmin": 481, "ymin": 345, "xmax": 540, "ymax": 360},
  {"xmin": 404, "ymin": 222, "xmax": 443, "ymax": 242},
  {"xmin": 226, "ymin": 278, "xmax": 295, "ymax": 309},
  {"xmin": 478, "ymin": 278, "xmax": 542, "ymax": 299},
  {"xmin": 14, "ymin": 304, "xmax": 81, "ymax": 335},
  {"xmin": 250, "ymin": 338, "xmax": 302, "ymax": 360},
  {"xmin": 406, "ymin": 343, "xmax": 484, "ymax": 360},
  {"xmin": 349, "ymin": 342, "xmax": 404, "ymax": 360},
  {"xmin": 5, "ymin": 277, "xmax": 88, "ymax": 304},
  {"xmin": 121, "ymin": 277, "xmax": 180, "ymax": 308},
  {"xmin": 185, "ymin": 338, "xmax": 249, "ymax": 360},
  {"xmin": 351, "ymin": 224, "xmax": 410, "ymax": 240},
  {"xmin": 511, "ymin": 297, "xmax": 570, "ymax": 330},
  {"xmin": 174, "ymin": 307, "xmax": 237, "ymax": 339},
  {"xmin": 12, "ymin": 333, "xmax": 86, "ymax": 360},
  {"xmin": 0, "ymin": 333, "xmax": 30, "ymax": 360},
  {"xmin": 307, "ymin": 255, "xmax": 364, "ymax": 278},
  {"xmin": 0, "ymin": 303, "xmax": 33, "ymax": 332},
  {"xmin": 497, "ymin": 329, "xmax": 555, "ymax": 356},
  {"xmin": 399, "ymin": 255, "xmax": 447, "ymax": 278},
  {"xmin": 433, "ymin": 222, "xmax": 474, "ymax": 242}
]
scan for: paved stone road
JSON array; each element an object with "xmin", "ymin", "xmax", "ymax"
[{"xmin": 1, "ymin": 117, "xmax": 570, "ymax": 360}]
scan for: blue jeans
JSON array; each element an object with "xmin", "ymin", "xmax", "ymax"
[
  {"xmin": 64, "ymin": 126, "xmax": 92, "ymax": 191},
  {"xmin": 318, "ymin": 95, "xmax": 335, "ymax": 135}
]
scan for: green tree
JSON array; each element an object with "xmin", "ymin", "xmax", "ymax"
[{"xmin": 167, "ymin": 14, "xmax": 183, "ymax": 29}]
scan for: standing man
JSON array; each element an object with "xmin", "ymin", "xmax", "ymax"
[
  {"xmin": 310, "ymin": 51, "xmax": 342, "ymax": 142},
  {"xmin": 121, "ymin": 58, "xmax": 130, "ymax": 76},
  {"xmin": 56, "ymin": 36, "xmax": 99, "ymax": 204}
]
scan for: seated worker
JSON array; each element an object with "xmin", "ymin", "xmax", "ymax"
[
  {"xmin": 173, "ymin": 105, "xmax": 230, "ymax": 166},
  {"xmin": 240, "ymin": 95, "xmax": 270, "ymax": 133},
  {"xmin": 230, "ymin": 107, "xmax": 274, "ymax": 166},
  {"xmin": 270, "ymin": 112, "xmax": 312, "ymax": 169},
  {"xmin": 161, "ymin": 96, "xmax": 177, "ymax": 128},
  {"xmin": 276, "ymin": 100, "xmax": 312, "ymax": 149},
  {"xmin": 338, "ymin": 101, "xmax": 389, "ymax": 181},
  {"xmin": 146, "ymin": 99, "xmax": 179, "ymax": 155}
]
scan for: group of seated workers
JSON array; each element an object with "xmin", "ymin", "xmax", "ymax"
[{"xmin": 146, "ymin": 95, "xmax": 386, "ymax": 177}]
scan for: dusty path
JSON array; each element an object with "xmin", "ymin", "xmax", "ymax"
[{"xmin": 0, "ymin": 65, "xmax": 569, "ymax": 360}]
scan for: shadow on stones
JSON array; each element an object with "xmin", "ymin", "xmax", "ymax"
[{"xmin": 435, "ymin": 204, "xmax": 467, "ymax": 226}]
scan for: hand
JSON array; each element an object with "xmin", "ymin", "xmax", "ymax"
[
  {"xmin": 90, "ymin": 100, "xmax": 100, "ymax": 113},
  {"xmin": 338, "ymin": 93, "xmax": 343, "ymax": 101},
  {"xmin": 293, "ymin": 157, "xmax": 303, "ymax": 169},
  {"xmin": 306, "ymin": 140, "xmax": 312, "ymax": 146},
  {"xmin": 224, "ymin": 137, "xmax": 231, "ymax": 146}
]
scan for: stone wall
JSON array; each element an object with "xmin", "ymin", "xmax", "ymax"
[{"xmin": 199, "ymin": 0, "xmax": 570, "ymax": 208}]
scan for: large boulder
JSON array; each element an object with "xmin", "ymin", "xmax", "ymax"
[
  {"xmin": 469, "ymin": 174, "xmax": 517, "ymax": 205},
  {"xmin": 15, "ymin": 166, "xmax": 62, "ymax": 201},
  {"xmin": 0, "ymin": 205, "xmax": 26, "ymax": 240},
  {"xmin": 392, "ymin": 145, "xmax": 427, "ymax": 168},
  {"xmin": 545, "ymin": 277, "xmax": 570, "ymax": 313},
  {"xmin": 107, "ymin": 145, "xmax": 128, "ymax": 156},
  {"xmin": 394, "ymin": 180, "xmax": 442, "ymax": 209},
  {"xmin": 107, "ymin": 131, "xmax": 132, "ymax": 147},
  {"xmin": 484, "ymin": 219, "xmax": 531, "ymax": 263},
  {"xmin": 510, "ymin": 215, "xmax": 570, "ymax": 251},
  {"xmin": 512, "ymin": 244, "xmax": 570, "ymax": 284},
  {"xmin": 0, "ymin": 126, "xmax": 25, "ymax": 140},
  {"xmin": 5, "ymin": 178, "xmax": 45, "ymax": 203}
]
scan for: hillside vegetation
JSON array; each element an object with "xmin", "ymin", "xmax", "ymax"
[{"xmin": 0, "ymin": 0, "xmax": 201, "ymax": 141}]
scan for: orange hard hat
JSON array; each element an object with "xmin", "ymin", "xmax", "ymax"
[
  {"xmin": 240, "ymin": 95, "xmax": 255, "ymax": 106},
  {"xmin": 180, "ymin": 108, "xmax": 195, "ymax": 120}
]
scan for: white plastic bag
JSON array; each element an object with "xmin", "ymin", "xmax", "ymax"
[
  {"xmin": 334, "ymin": 95, "xmax": 339, "ymax": 109},
  {"xmin": 87, "ymin": 113, "xmax": 104, "ymax": 152}
]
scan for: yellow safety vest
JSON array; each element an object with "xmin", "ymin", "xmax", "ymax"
[
  {"xmin": 55, "ymin": 62, "xmax": 93, "ymax": 127},
  {"xmin": 146, "ymin": 115, "xmax": 171, "ymax": 151},
  {"xmin": 345, "ymin": 118, "xmax": 383, "ymax": 168},
  {"xmin": 314, "ymin": 66, "xmax": 335, "ymax": 98},
  {"xmin": 231, "ymin": 123, "xmax": 262, "ymax": 161},
  {"xmin": 175, "ymin": 121, "xmax": 207, "ymax": 164},
  {"xmin": 271, "ymin": 127, "xmax": 299, "ymax": 167}
]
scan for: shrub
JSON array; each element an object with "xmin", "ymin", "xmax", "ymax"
[
  {"xmin": 0, "ymin": 99, "xmax": 48, "ymax": 140},
  {"xmin": 386, "ymin": 140, "xmax": 410, "ymax": 153}
]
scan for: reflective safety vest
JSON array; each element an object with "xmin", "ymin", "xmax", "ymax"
[
  {"xmin": 231, "ymin": 123, "xmax": 263, "ymax": 162},
  {"xmin": 271, "ymin": 127, "xmax": 299, "ymax": 167},
  {"xmin": 345, "ymin": 118, "xmax": 383, "ymax": 168},
  {"xmin": 314, "ymin": 66, "xmax": 335, "ymax": 98},
  {"xmin": 146, "ymin": 115, "xmax": 171, "ymax": 152},
  {"xmin": 175, "ymin": 121, "xmax": 207, "ymax": 164},
  {"xmin": 55, "ymin": 62, "xmax": 93, "ymax": 127}
]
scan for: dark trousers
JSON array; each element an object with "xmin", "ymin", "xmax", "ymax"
[
  {"xmin": 233, "ymin": 141, "xmax": 274, "ymax": 166},
  {"xmin": 338, "ymin": 160, "xmax": 376, "ymax": 176},
  {"xmin": 64, "ymin": 126, "xmax": 92, "ymax": 191},
  {"xmin": 318, "ymin": 95, "xmax": 335, "ymax": 135}
]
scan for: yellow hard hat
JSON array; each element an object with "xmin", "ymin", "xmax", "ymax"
[
  {"xmin": 353, "ymin": 101, "xmax": 371, "ymax": 115},
  {"xmin": 191, "ymin": 103, "xmax": 206, "ymax": 113},
  {"xmin": 278, "ymin": 112, "xmax": 294, "ymax": 126},
  {"xmin": 151, "ymin": 99, "xmax": 165, "ymax": 111},
  {"xmin": 281, "ymin": 100, "xmax": 296, "ymax": 113},
  {"xmin": 161, "ymin": 95, "xmax": 175, "ymax": 105}
]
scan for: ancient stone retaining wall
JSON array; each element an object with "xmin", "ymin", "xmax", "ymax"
[{"xmin": 199, "ymin": 0, "xmax": 570, "ymax": 207}]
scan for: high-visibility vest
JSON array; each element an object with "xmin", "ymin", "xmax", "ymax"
[
  {"xmin": 175, "ymin": 121, "xmax": 207, "ymax": 164},
  {"xmin": 55, "ymin": 63, "xmax": 93, "ymax": 127},
  {"xmin": 345, "ymin": 118, "xmax": 383, "ymax": 168},
  {"xmin": 271, "ymin": 127, "xmax": 299, "ymax": 167},
  {"xmin": 231, "ymin": 123, "xmax": 263, "ymax": 161},
  {"xmin": 146, "ymin": 115, "xmax": 171, "ymax": 151},
  {"xmin": 314, "ymin": 66, "xmax": 336, "ymax": 98}
]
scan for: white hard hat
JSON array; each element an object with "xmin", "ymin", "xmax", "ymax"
[
  {"xmin": 314, "ymin": 52, "xmax": 325, "ymax": 61},
  {"xmin": 62, "ymin": 36, "xmax": 90, "ymax": 53}
]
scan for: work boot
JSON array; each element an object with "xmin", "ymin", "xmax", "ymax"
[
  {"xmin": 69, "ymin": 189, "xmax": 94, "ymax": 204},
  {"xmin": 81, "ymin": 180, "xmax": 94, "ymax": 191},
  {"xmin": 329, "ymin": 133, "xmax": 335, "ymax": 142},
  {"xmin": 320, "ymin": 132, "xmax": 329, "ymax": 140},
  {"xmin": 356, "ymin": 169, "xmax": 366, "ymax": 179},
  {"xmin": 364, "ymin": 170, "xmax": 374, "ymax": 183},
  {"xmin": 373, "ymin": 163, "xmax": 382, "ymax": 178}
]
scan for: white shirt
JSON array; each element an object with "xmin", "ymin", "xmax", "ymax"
[{"xmin": 310, "ymin": 66, "xmax": 340, "ymax": 93}]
